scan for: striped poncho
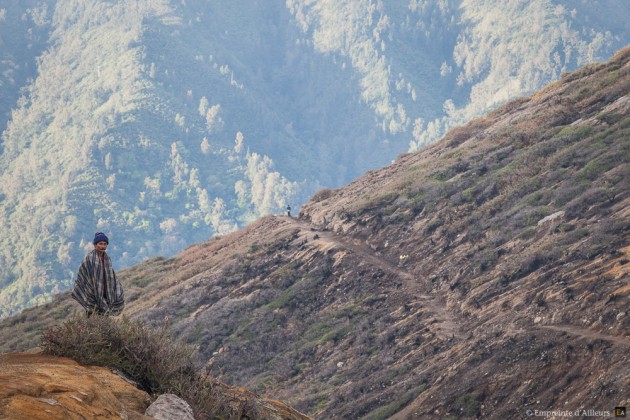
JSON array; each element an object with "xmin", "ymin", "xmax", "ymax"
[{"xmin": 71, "ymin": 249, "xmax": 124, "ymax": 315}]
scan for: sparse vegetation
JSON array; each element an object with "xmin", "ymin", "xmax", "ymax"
[
  {"xmin": 455, "ymin": 392, "xmax": 482, "ymax": 417},
  {"xmin": 311, "ymin": 188, "xmax": 336, "ymax": 203},
  {"xmin": 41, "ymin": 314, "xmax": 263, "ymax": 419},
  {"xmin": 360, "ymin": 385, "xmax": 426, "ymax": 420}
]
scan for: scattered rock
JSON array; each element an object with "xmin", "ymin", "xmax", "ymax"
[
  {"xmin": 145, "ymin": 394, "xmax": 194, "ymax": 420},
  {"xmin": 537, "ymin": 211, "xmax": 565, "ymax": 227}
]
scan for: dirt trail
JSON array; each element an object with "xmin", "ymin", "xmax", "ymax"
[
  {"xmin": 285, "ymin": 216, "xmax": 464, "ymax": 340},
  {"xmin": 540, "ymin": 324, "xmax": 630, "ymax": 347},
  {"xmin": 283, "ymin": 217, "xmax": 630, "ymax": 346}
]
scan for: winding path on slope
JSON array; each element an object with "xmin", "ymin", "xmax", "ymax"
[
  {"xmin": 284, "ymin": 216, "xmax": 464, "ymax": 340},
  {"xmin": 281, "ymin": 216, "xmax": 630, "ymax": 348}
]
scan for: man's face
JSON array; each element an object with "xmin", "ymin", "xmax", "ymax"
[{"xmin": 95, "ymin": 241, "xmax": 108, "ymax": 253}]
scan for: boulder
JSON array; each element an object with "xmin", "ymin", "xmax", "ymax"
[{"xmin": 145, "ymin": 393, "xmax": 194, "ymax": 420}]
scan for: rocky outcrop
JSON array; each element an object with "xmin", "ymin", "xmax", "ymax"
[
  {"xmin": 0, "ymin": 352, "xmax": 152, "ymax": 419},
  {"xmin": 0, "ymin": 352, "xmax": 311, "ymax": 420}
]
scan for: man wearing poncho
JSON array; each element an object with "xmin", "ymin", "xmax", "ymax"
[{"xmin": 71, "ymin": 232, "xmax": 124, "ymax": 315}]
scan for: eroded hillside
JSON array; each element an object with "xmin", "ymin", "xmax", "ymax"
[{"xmin": 1, "ymin": 47, "xmax": 629, "ymax": 419}]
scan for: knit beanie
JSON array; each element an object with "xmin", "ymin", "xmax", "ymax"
[{"xmin": 93, "ymin": 232, "xmax": 109, "ymax": 244}]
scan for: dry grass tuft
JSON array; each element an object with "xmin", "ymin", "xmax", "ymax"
[{"xmin": 41, "ymin": 314, "xmax": 262, "ymax": 419}]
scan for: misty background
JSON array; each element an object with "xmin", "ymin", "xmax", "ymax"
[{"xmin": 0, "ymin": 0, "xmax": 628, "ymax": 317}]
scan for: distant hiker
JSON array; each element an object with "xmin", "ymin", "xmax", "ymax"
[
  {"xmin": 71, "ymin": 232, "xmax": 124, "ymax": 316},
  {"xmin": 287, "ymin": 205, "xmax": 292, "ymax": 217}
]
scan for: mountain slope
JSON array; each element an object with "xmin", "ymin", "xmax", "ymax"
[
  {"xmin": 2, "ymin": 47, "xmax": 629, "ymax": 418},
  {"xmin": 1, "ymin": 0, "xmax": 628, "ymax": 317}
]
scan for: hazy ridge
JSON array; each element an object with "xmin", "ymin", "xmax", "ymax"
[{"xmin": 0, "ymin": 0, "xmax": 628, "ymax": 317}]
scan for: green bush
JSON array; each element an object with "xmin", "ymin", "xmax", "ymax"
[
  {"xmin": 425, "ymin": 216, "xmax": 444, "ymax": 234},
  {"xmin": 455, "ymin": 392, "xmax": 482, "ymax": 417},
  {"xmin": 41, "ymin": 314, "xmax": 261, "ymax": 419}
]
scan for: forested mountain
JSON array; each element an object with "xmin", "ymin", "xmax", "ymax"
[
  {"xmin": 0, "ymin": 0, "xmax": 628, "ymax": 316},
  {"xmin": 2, "ymin": 47, "xmax": 628, "ymax": 418}
]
